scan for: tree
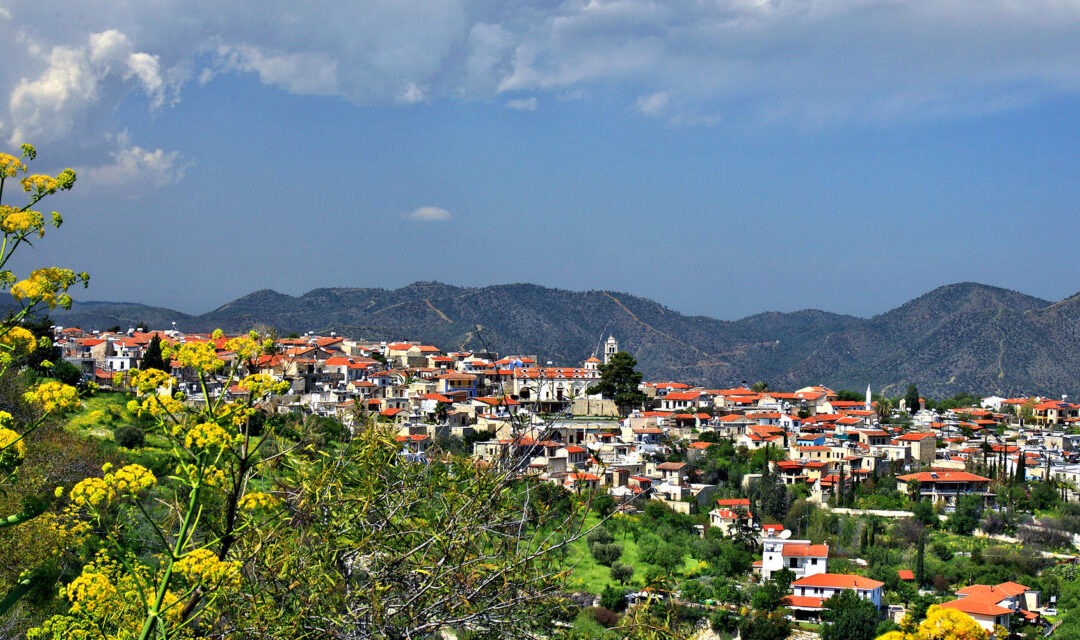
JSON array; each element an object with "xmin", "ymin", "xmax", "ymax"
[
  {"xmin": 610, "ymin": 561, "xmax": 634, "ymax": 584},
  {"xmin": 1014, "ymin": 451, "xmax": 1027, "ymax": 485},
  {"xmin": 749, "ymin": 469, "xmax": 791, "ymax": 521},
  {"xmin": 877, "ymin": 604, "xmax": 987, "ymax": 640},
  {"xmin": 638, "ymin": 534, "xmax": 686, "ymax": 575},
  {"xmin": 905, "ymin": 384, "xmax": 921, "ymax": 414},
  {"xmin": 821, "ymin": 589, "xmax": 879, "ymax": 640},
  {"xmin": 593, "ymin": 493, "xmax": 617, "ymax": 518},
  {"xmin": 751, "ymin": 569, "xmax": 793, "ymax": 612},
  {"xmin": 587, "ymin": 351, "xmax": 646, "ymax": 416},
  {"xmin": 600, "ymin": 584, "xmax": 629, "ymax": 612},
  {"xmin": 949, "ymin": 494, "xmax": 984, "ymax": 535},
  {"xmin": 876, "ymin": 396, "xmax": 894, "ymax": 423},
  {"xmin": 0, "ymin": 145, "xmax": 89, "ymax": 618},
  {"xmin": 226, "ymin": 427, "xmax": 586, "ymax": 639},
  {"xmin": 739, "ymin": 610, "xmax": 792, "ymax": 640},
  {"xmin": 591, "ymin": 542, "xmax": 623, "ymax": 566},
  {"xmin": 139, "ymin": 334, "xmax": 167, "ymax": 370}
]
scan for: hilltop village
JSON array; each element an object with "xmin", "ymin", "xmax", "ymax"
[{"xmin": 54, "ymin": 326, "xmax": 1080, "ymax": 637}]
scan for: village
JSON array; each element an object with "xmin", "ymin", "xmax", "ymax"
[{"xmin": 53, "ymin": 325, "xmax": 1080, "ymax": 638}]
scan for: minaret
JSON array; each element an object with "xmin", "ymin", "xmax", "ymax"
[
  {"xmin": 604, "ymin": 336, "xmax": 619, "ymax": 365},
  {"xmin": 865, "ymin": 384, "xmax": 872, "ymax": 412}
]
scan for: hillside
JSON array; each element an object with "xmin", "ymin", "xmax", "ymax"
[{"xmin": 44, "ymin": 281, "xmax": 1080, "ymax": 397}]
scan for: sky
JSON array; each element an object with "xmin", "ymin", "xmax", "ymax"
[{"xmin": 3, "ymin": 0, "xmax": 1080, "ymax": 321}]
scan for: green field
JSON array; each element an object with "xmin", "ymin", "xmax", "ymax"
[
  {"xmin": 563, "ymin": 512, "xmax": 703, "ymax": 594},
  {"xmin": 65, "ymin": 391, "xmax": 133, "ymax": 440}
]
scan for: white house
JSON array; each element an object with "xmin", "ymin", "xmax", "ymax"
[
  {"xmin": 761, "ymin": 537, "xmax": 829, "ymax": 581},
  {"xmin": 787, "ymin": 573, "xmax": 884, "ymax": 612}
]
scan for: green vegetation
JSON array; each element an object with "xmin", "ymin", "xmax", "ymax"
[{"xmin": 586, "ymin": 351, "xmax": 646, "ymax": 416}]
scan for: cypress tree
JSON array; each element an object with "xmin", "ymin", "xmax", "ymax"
[{"xmin": 141, "ymin": 335, "xmax": 167, "ymax": 371}]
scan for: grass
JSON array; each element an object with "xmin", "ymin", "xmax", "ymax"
[
  {"xmin": 563, "ymin": 512, "xmax": 703, "ymax": 594},
  {"xmin": 66, "ymin": 391, "xmax": 134, "ymax": 440},
  {"xmin": 564, "ymin": 513, "xmax": 645, "ymax": 593}
]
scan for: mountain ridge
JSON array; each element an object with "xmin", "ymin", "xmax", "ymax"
[{"xmin": 41, "ymin": 281, "xmax": 1080, "ymax": 398}]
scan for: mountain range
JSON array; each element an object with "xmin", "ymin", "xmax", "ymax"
[{"xmin": 38, "ymin": 281, "xmax": 1080, "ymax": 398}]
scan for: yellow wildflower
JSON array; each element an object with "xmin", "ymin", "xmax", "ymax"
[
  {"xmin": 23, "ymin": 380, "xmax": 80, "ymax": 413},
  {"xmin": 0, "ymin": 326, "xmax": 37, "ymax": 355},
  {"xmin": 129, "ymin": 368, "xmax": 174, "ymax": 394},
  {"xmin": 184, "ymin": 421, "xmax": 234, "ymax": 452},
  {"xmin": 0, "ymin": 426, "xmax": 26, "ymax": 471},
  {"xmin": 174, "ymin": 548, "xmax": 242, "ymax": 589},
  {"xmin": 64, "ymin": 568, "xmax": 116, "ymax": 615},
  {"xmin": 238, "ymin": 373, "xmax": 289, "ymax": 397},
  {"xmin": 105, "ymin": 464, "xmax": 156, "ymax": 494},
  {"xmin": 211, "ymin": 328, "xmax": 224, "ymax": 340},
  {"xmin": 27, "ymin": 615, "xmax": 101, "ymax": 640},
  {"xmin": 174, "ymin": 340, "xmax": 224, "ymax": 373},
  {"xmin": 238, "ymin": 491, "xmax": 279, "ymax": 511},
  {"xmin": 20, "ymin": 173, "xmax": 58, "ymax": 193},
  {"xmin": 0, "ymin": 205, "xmax": 45, "ymax": 236},
  {"xmin": 0, "ymin": 152, "xmax": 26, "ymax": 177},
  {"xmin": 225, "ymin": 333, "xmax": 260, "ymax": 359},
  {"xmin": 10, "ymin": 267, "xmax": 84, "ymax": 309},
  {"xmin": 221, "ymin": 402, "xmax": 255, "ymax": 427},
  {"xmin": 129, "ymin": 393, "xmax": 184, "ymax": 419},
  {"xmin": 68, "ymin": 477, "xmax": 115, "ymax": 508}
]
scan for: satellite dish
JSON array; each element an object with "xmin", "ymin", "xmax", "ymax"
[{"xmin": 779, "ymin": 529, "xmax": 792, "ymax": 539}]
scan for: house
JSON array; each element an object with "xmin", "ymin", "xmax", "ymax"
[
  {"xmin": 708, "ymin": 498, "xmax": 751, "ymax": 533},
  {"xmin": 937, "ymin": 581, "xmax": 1040, "ymax": 634},
  {"xmin": 434, "ymin": 371, "xmax": 478, "ymax": 398},
  {"xmin": 787, "ymin": 573, "xmax": 884, "ymax": 612},
  {"xmin": 896, "ymin": 470, "xmax": 993, "ymax": 507},
  {"xmin": 761, "ymin": 538, "xmax": 829, "ymax": 580},
  {"xmin": 893, "ymin": 432, "xmax": 938, "ymax": 467}
]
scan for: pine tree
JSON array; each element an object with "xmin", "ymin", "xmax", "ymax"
[
  {"xmin": 140, "ymin": 335, "xmax": 167, "ymax": 371},
  {"xmin": 905, "ymin": 384, "xmax": 921, "ymax": 414}
]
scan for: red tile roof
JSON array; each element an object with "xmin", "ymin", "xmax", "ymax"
[
  {"xmin": 897, "ymin": 470, "xmax": 990, "ymax": 483},
  {"xmin": 791, "ymin": 573, "xmax": 884, "ymax": 590},
  {"xmin": 781, "ymin": 543, "xmax": 829, "ymax": 558},
  {"xmin": 938, "ymin": 598, "xmax": 1012, "ymax": 617}
]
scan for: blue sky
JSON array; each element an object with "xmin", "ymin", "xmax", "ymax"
[{"xmin": 3, "ymin": 0, "xmax": 1080, "ymax": 320}]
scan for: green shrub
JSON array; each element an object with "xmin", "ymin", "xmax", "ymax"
[{"xmin": 114, "ymin": 425, "xmax": 146, "ymax": 449}]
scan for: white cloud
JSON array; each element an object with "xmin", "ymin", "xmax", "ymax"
[
  {"xmin": 636, "ymin": 91, "xmax": 670, "ymax": 117},
  {"xmin": 82, "ymin": 136, "xmax": 190, "ymax": 190},
  {"xmin": 506, "ymin": 97, "xmax": 538, "ymax": 111},
  {"xmin": 5, "ymin": 0, "xmax": 1080, "ymax": 136},
  {"xmin": 213, "ymin": 44, "xmax": 340, "ymax": 96},
  {"xmin": 405, "ymin": 206, "xmax": 452, "ymax": 222},
  {"xmin": 6, "ymin": 29, "xmax": 180, "ymax": 145},
  {"xmin": 399, "ymin": 82, "xmax": 426, "ymax": 104}
]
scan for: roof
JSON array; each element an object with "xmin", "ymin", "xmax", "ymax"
[
  {"xmin": 791, "ymin": 573, "xmax": 884, "ymax": 590},
  {"xmin": 956, "ymin": 582, "xmax": 1030, "ymax": 600},
  {"xmin": 716, "ymin": 498, "xmax": 750, "ymax": 507},
  {"xmin": 781, "ymin": 543, "xmax": 829, "ymax": 558},
  {"xmin": 664, "ymin": 391, "xmax": 704, "ymax": 401},
  {"xmin": 898, "ymin": 570, "xmax": 915, "ymax": 581},
  {"xmin": 784, "ymin": 595, "xmax": 825, "ymax": 610},
  {"xmin": 895, "ymin": 432, "xmax": 937, "ymax": 441},
  {"xmin": 938, "ymin": 598, "xmax": 1013, "ymax": 617},
  {"xmin": 656, "ymin": 462, "xmax": 687, "ymax": 471},
  {"xmin": 897, "ymin": 470, "xmax": 991, "ymax": 483}
]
